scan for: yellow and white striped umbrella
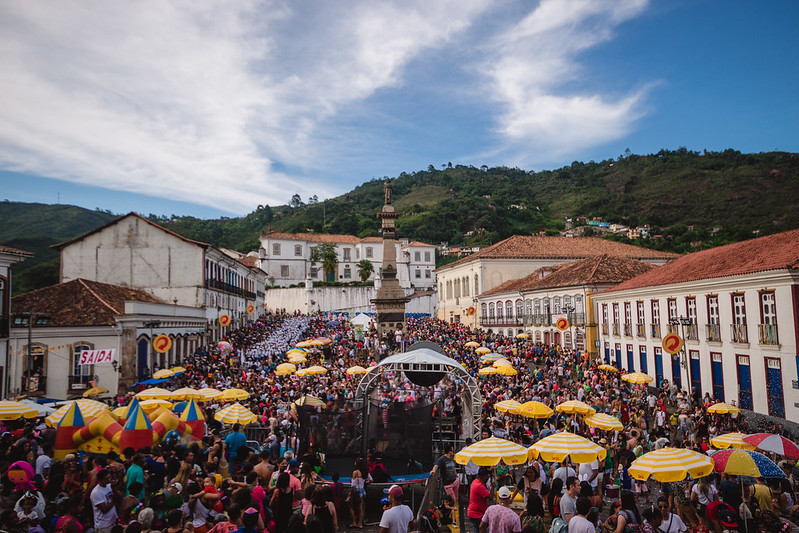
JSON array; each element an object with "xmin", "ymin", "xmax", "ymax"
[
  {"xmin": 496, "ymin": 366, "xmax": 518, "ymax": 376},
  {"xmin": 296, "ymin": 368, "xmax": 309, "ymax": 376},
  {"xmin": 214, "ymin": 403, "xmax": 258, "ymax": 425},
  {"xmin": 481, "ymin": 352, "xmax": 505, "ymax": 362},
  {"xmin": 219, "ymin": 388, "xmax": 250, "ymax": 401},
  {"xmin": 475, "ymin": 347, "xmax": 491, "ymax": 354},
  {"xmin": 584, "ymin": 413, "xmax": 624, "ymax": 431},
  {"xmin": 305, "ymin": 365, "xmax": 327, "ymax": 375},
  {"xmin": 276, "ymin": 363, "xmax": 297, "ymax": 376},
  {"xmin": 707, "ymin": 402, "xmax": 740, "ymax": 414},
  {"xmin": 454, "ymin": 436, "xmax": 530, "ymax": 466},
  {"xmin": 493, "ymin": 358, "xmax": 512, "ymax": 367},
  {"xmin": 556, "ymin": 400, "xmax": 596, "ymax": 415},
  {"xmin": 346, "ymin": 365, "xmax": 368, "ymax": 375},
  {"xmin": 287, "ymin": 348, "xmax": 306, "ymax": 355},
  {"xmin": 288, "ymin": 354, "xmax": 307, "ymax": 363},
  {"xmin": 628, "ymin": 447, "xmax": 714, "ymax": 482},
  {"xmin": 710, "ymin": 433, "xmax": 756, "ymax": 450},
  {"xmin": 515, "ymin": 333, "xmax": 530, "ymax": 339},
  {"xmin": 136, "ymin": 387, "xmax": 173, "ymax": 400},
  {"xmin": 478, "ymin": 366, "xmax": 498, "ymax": 375},
  {"xmin": 170, "ymin": 366, "xmax": 187, "ymax": 373},
  {"xmin": 518, "ymin": 401, "xmax": 554, "ymax": 419},
  {"xmin": 465, "ymin": 341, "xmax": 480, "ymax": 348},
  {"xmin": 529, "ymin": 432, "xmax": 607, "ymax": 463},
  {"xmin": 622, "ymin": 372, "xmax": 654, "ymax": 384},
  {"xmin": 598, "ymin": 364, "xmax": 619, "ymax": 372},
  {"xmin": 171, "ymin": 387, "xmax": 203, "ymax": 401},
  {"xmin": 140, "ymin": 399, "xmax": 174, "ymax": 411},
  {"xmin": 152, "ymin": 369, "xmax": 175, "ymax": 379},
  {"xmin": 295, "ymin": 395, "xmax": 326, "ymax": 408},
  {"xmin": 197, "ymin": 388, "xmax": 223, "ymax": 401},
  {"xmin": 0, "ymin": 400, "xmax": 40, "ymax": 420},
  {"xmin": 494, "ymin": 400, "xmax": 522, "ymax": 415},
  {"xmin": 296, "ymin": 340, "xmax": 315, "ymax": 348},
  {"xmin": 46, "ymin": 399, "xmax": 110, "ymax": 427}
]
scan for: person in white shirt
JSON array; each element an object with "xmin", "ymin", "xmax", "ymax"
[
  {"xmin": 657, "ymin": 495, "xmax": 688, "ymax": 533},
  {"xmin": 379, "ymin": 485, "xmax": 414, "ymax": 533},
  {"xmin": 553, "ymin": 460, "xmax": 577, "ymax": 494},
  {"xmin": 578, "ymin": 460, "xmax": 599, "ymax": 490},
  {"xmin": 90, "ymin": 469, "xmax": 118, "ymax": 533},
  {"xmin": 568, "ymin": 496, "xmax": 596, "ymax": 533}
]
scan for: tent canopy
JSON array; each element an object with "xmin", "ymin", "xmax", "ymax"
[{"xmin": 351, "ymin": 313, "xmax": 373, "ymax": 327}]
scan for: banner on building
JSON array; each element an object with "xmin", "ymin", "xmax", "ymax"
[{"xmin": 78, "ymin": 349, "xmax": 116, "ymax": 365}]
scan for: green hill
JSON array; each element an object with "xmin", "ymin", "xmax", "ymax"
[{"xmin": 2, "ymin": 148, "xmax": 797, "ymax": 295}]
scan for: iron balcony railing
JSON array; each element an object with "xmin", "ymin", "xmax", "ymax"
[
  {"xmin": 205, "ymin": 279, "xmax": 257, "ymax": 300},
  {"xmin": 706, "ymin": 323, "xmax": 721, "ymax": 342},
  {"xmin": 480, "ymin": 316, "xmax": 523, "ymax": 326},
  {"xmin": 667, "ymin": 323, "xmax": 680, "ymax": 335},
  {"xmin": 731, "ymin": 323, "xmax": 748, "ymax": 343},
  {"xmin": 650, "ymin": 323, "xmax": 661, "ymax": 338},
  {"xmin": 612, "ymin": 323, "xmax": 620, "ymax": 336},
  {"xmin": 68, "ymin": 374, "xmax": 93, "ymax": 390},
  {"xmin": 636, "ymin": 323, "xmax": 646, "ymax": 338},
  {"xmin": 758, "ymin": 324, "xmax": 779, "ymax": 345},
  {"xmin": 685, "ymin": 324, "xmax": 699, "ymax": 341},
  {"xmin": 623, "ymin": 322, "xmax": 633, "ymax": 337},
  {"xmin": 568, "ymin": 313, "xmax": 586, "ymax": 325},
  {"xmin": 602, "ymin": 323, "xmax": 609, "ymax": 336}
]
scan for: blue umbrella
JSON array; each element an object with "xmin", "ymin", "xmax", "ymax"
[{"xmin": 326, "ymin": 320, "xmax": 341, "ymax": 326}]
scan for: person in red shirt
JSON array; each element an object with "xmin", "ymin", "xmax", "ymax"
[{"xmin": 468, "ymin": 467, "xmax": 492, "ymax": 533}]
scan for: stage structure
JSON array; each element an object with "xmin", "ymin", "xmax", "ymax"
[{"xmin": 353, "ymin": 342, "xmax": 482, "ymax": 464}]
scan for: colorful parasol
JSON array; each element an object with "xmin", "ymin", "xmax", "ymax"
[
  {"xmin": 83, "ymin": 385, "xmax": 109, "ymax": 398},
  {"xmin": 46, "ymin": 399, "xmax": 110, "ymax": 427},
  {"xmin": 584, "ymin": 413, "xmax": 624, "ymax": 431},
  {"xmin": 170, "ymin": 387, "xmax": 204, "ymax": 401},
  {"xmin": 742, "ymin": 433, "xmax": 799, "ymax": 459},
  {"xmin": 621, "ymin": 372, "xmax": 654, "ymax": 384},
  {"xmin": 465, "ymin": 341, "xmax": 480, "ymax": 348},
  {"xmin": 196, "ymin": 388, "xmax": 223, "ymax": 401},
  {"xmin": 346, "ymin": 365, "xmax": 368, "ymax": 375},
  {"xmin": 135, "ymin": 387, "xmax": 173, "ymax": 400},
  {"xmin": 170, "ymin": 366, "xmax": 187, "ymax": 373},
  {"xmin": 0, "ymin": 400, "xmax": 40, "ymax": 420},
  {"xmin": 305, "ymin": 365, "xmax": 327, "ymax": 375},
  {"xmin": 707, "ymin": 402, "xmax": 740, "ymax": 414},
  {"xmin": 494, "ymin": 399, "xmax": 522, "ymax": 415},
  {"xmin": 475, "ymin": 347, "xmax": 491, "ymax": 354},
  {"xmin": 214, "ymin": 403, "xmax": 258, "ymax": 425},
  {"xmin": 598, "ymin": 364, "xmax": 619, "ymax": 372},
  {"xmin": 275, "ymin": 363, "xmax": 297, "ymax": 376},
  {"xmin": 529, "ymin": 432, "xmax": 607, "ymax": 463},
  {"xmin": 219, "ymin": 388, "xmax": 250, "ymax": 401},
  {"xmin": 493, "ymin": 358, "xmax": 512, "ymax": 367},
  {"xmin": 496, "ymin": 366, "xmax": 518, "ymax": 376},
  {"xmin": 179, "ymin": 398, "xmax": 204, "ymax": 422},
  {"xmin": 556, "ymin": 400, "xmax": 596, "ymax": 415},
  {"xmin": 710, "ymin": 433, "xmax": 756, "ymax": 450},
  {"xmin": 712, "ymin": 449, "xmax": 785, "ymax": 478},
  {"xmin": 628, "ymin": 447, "xmax": 714, "ymax": 482},
  {"xmin": 295, "ymin": 395, "xmax": 326, "ymax": 408},
  {"xmin": 287, "ymin": 354, "xmax": 307, "ymax": 363},
  {"xmin": 454, "ymin": 436, "xmax": 530, "ymax": 466},
  {"xmin": 518, "ymin": 401, "xmax": 554, "ymax": 419},
  {"xmin": 478, "ymin": 366, "xmax": 498, "ymax": 375},
  {"xmin": 515, "ymin": 333, "xmax": 530, "ymax": 339},
  {"xmin": 152, "ymin": 369, "xmax": 175, "ymax": 379},
  {"xmin": 139, "ymin": 399, "xmax": 174, "ymax": 411},
  {"xmin": 480, "ymin": 352, "xmax": 505, "ymax": 362}
]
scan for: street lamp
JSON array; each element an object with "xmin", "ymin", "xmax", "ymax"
[
  {"xmin": 15, "ymin": 312, "xmax": 49, "ymax": 393},
  {"xmin": 668, "ymin": 316, "xmax": 693, "ymax": 394}
]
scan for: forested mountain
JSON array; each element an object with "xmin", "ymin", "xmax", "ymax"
[{"xmin": 2, "ymin": 148, "xmax": 798, "ymax": 295}]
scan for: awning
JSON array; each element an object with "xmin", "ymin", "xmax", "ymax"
[{"xmin": 132, "ymin": 377, "xmax": 171, "ymax": 386}]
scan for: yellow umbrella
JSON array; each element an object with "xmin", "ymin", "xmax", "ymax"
[
  {"xmin": 707, "ymin": 402, "xmax": 740, "ymax": 414},
  {"xmin": 296, "ymin": 368, "xmax": 309, "ymax": 377},
  {"xmin": 170, "ymin": 366, "xmax": 187, "ymax": 373},
  {"xmin": 170, "ymin": 387, "xmax": 202, "ymax": 400},
  {"xmin": 113, "ymin": 405, "xmax": 131, "ymax": 418},
  {"xmin": 315, "ymin": 337, "xmax": 333, "ymax": 345},
  {"xmin": 556, "ymin": 400, "xmax": 596, "ymax": 415},
  {"xmin": 83, "ymin": 386, "xmax": 109, "ymax": 398},
  {"xmin": 465, "ymin": 341, "xmax": 480, "ymax": 348},
  {"xmin": 136, "ymin": 387, "xmax": 173, "ymax": 400},
  {"xmin": 598, "ymin": 364, "xmax": 619, "ymax": 372},
  {"xmin": 152, "ymin": 369, "xmax": 175, "ymax": 379},
  {"xmin": 628, "ymin": 447, "xmax": 714, "ymax": 482},
  {"xmin": 710, "ymin": 433, "xmax": 756, "ymax": 450},
  {"xmin": 475, "ymin": 347, "xmax": 491, "ymax": 354},
  {"xmin": 481, "ymin": 352, "xmax": 505, "ymax": 362},
  {"xmin": 346, "ymin": 365, "xmax": 368, "ymax": 375},
  {"xmin": 622, "ymin": 372, "xmax": 654, "ymax": 384},
  {"xmin": 308, "ymin": 339, "xmax": 326, "ymax": 346},
  {"xmin": 518, "ymin": 401, "xmax": 554, "ymax": 419},
  {"xmin": 0, "ymin": 400, "xmax": 40, "ymax": 420},
  {"xmin": 305, "ymin": 365, "xmax": 327, "ymax": 375},
  {"xmin": 494, "ymin": 399, "xmax": 522, "ymax": 414},
  {"xmin": 493, "ymin": 358, "xmax": 512, "ymax": 367},
  {"xmin": 584, "ymin": 413, "xmax": 624, "ymax": 431},
  {"xmin": 295, "ymin": 395, "xmax": 326, "ymax": 408},
  {"xmin": 454, "ymin": 436, "xmax": 530, "ymax": 466},
  {"xmin": 296, "ymin": 340, "xmax": 315, "ymax": 348},
  {"xmin": 219, "ymin": 388, "xmax": 250, "ymax": 401},
  {"xmin": 197, "ymin": 388, "xmax": 223, "ymax": 401},
  {"xmin": 276, "ymin": 363, "xmax": 297, "ymax": 376},
  {"xmin": 287, "ymin": 348, "xmax": 306, "ymax": 355},
  {"xmin": 515, "ymin": 333, "xmax": 529, "ymax": 339},
  {"xmin": 46, "ymin": 399, "xmax": 110, "ymax": 427},
  {"xmin": 496, "ymin": 366, "xmax": 518, "ymax": 376},
  {"xmin": 529, "ymin": 432, "xmax": 607, "ymax": 463},
  {"xmin": 140, "ymin": 399, "xmax": 173, "ymax": 411},
  {"xmin": 214, "ymin": 403, "xmax": 258, "ymax": 425},
  {"xmin": 288, "ymin": 354, "xmax": 307, "ymax": 363},
  {"xmin": 478, "ymin": 366, "xmax": 498, "ymax": 375}
]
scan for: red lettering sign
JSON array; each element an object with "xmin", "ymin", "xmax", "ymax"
[{"xmin": 78, "ymin": 349, "xmax": 116, "ymax": 365}]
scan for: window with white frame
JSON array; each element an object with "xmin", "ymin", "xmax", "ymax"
[
  {"xmin": 415, "ymin": 270, "xmax": 421, "ymax": 279},
  {"xmin": 613, "ymin": 303, "xmax": 620, "ymax": 324},
  {"xmin": 424, "ymin": 251, "xmax": 431, "ymax": 262},
  {"xmin": 310, "ymin": 267, "xmax": 318, "ymax": 278},
  {"xmin": 624, "ymin": 302, "xmax": 632, "ymax": 323},
  {"xmin": 668, "ymin": 299, "xmax": 677, "ymax": 321},
  {"xmin": 687, "ymin": 297, "xmax": 697, "ymax": 323},
  {"xmin": 525, "ymin": 300, "xmax": 532, "ymax": 316},
  {"xmin": 425, "ymin": 270, "xmax": 431, "ymax": 279},
  {"xmin": 506, "ymin": 301, "xmax": 513, "ymax": 318},
  {"xmin": 563, "ymin": 295, "xmax": 571, "ymax": 309},
  {"xmin": 294, "ymin": 244, "xmax": 302, "ymax": 256},
  {"xmin": 414, "ymin": 251, "xmax": 421, "ymax": 261},
  {"xmin": 280, "ymin": 265, "xmax": 289, "ymax": 277},
  {"xmin": 708, "ymin": 296, "xmax": 719, "ymax": 324},
  {"xmin": 344, "ymin": 267, "xmax": 351, "ymax": 278},
  {"xmin": 489, "ymin": 303, "xmax": 495, "ymax": 318},
  {"xmin": 496, "ymin": 302, "xmax": 503, "ymax": 319},
  {"xmin": 343, "ymin": 248, "xmax": 351, "ymax": 261},
  {"xmin": 366, "ymin": 247, "xmax": 373, "ymax": 258},
  {"xmin": 575, "ymin": 295, "xmax": 583, "ymax": 313},
  {"xmin": 637, "ymin": 301, "xmax": 645, "ymax": 324},
  {"xmin": 602, "ymin": 304, "xmax": 609, "ymax": 324},
  {"xmin": 553, "ymin": 296, "xmax": 561, "ymax": 312},
  {"xmin": 272, "ymin": 243, "xmax": 281, "ymax": 255},
  {"xmin": 73, "ymin": 342, "xmax": 93, "ymax": 376},
  {"xmin": 463, "ymin": 277, "xmax": 469, "ymax": 296},
  {"xmin": 534, "ymin": 299, "xmax": 541, "ymax": 315},
  {"xmin": 651, "ymin": 300, "xmax": 660, "ymax": 324},
  {"xmin": 733, "ymin": 294, "xmax": 746, "ymax": 324},
  {"xmin": 516, "ymin": 300, "xmax": 524, "ymax": 318},
  {"xmin": 474, "ymin": 275, "xmax": 479, "ymax": 294},
  {"xmin": 760, "ymin": 292, "xmax": 776, "ymax": 324}
]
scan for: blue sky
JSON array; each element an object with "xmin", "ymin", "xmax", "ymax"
[{"xmin": 1, "ymin": 0, "xmax": 797, "ymax": 219}]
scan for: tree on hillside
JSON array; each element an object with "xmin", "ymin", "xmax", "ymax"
[
  {"xmin": 357, "ymin": 259, "xmax": 374, "ymax": 282},
  {"xmin": 311, "ymin": 243, "xmax": 338, "ymax": 282},
  {"xmin": 290, "ymin": 194, "xmax": 304, "ymax": 208}
]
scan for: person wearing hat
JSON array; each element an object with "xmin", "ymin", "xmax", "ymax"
[
  {"xmin": 378, "ymin": 485, "xmax": 413, "ymax": 533},
  {"xmin": 479, "ymin": 485, "xmax": 521, "ymax": 533}
]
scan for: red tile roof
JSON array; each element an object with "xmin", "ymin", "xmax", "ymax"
[
  {"xmin": 11, "ymin": 279, "xmax": 163, "ymax": 327},
  {"xmin": 402, "ymin": 241, "xmax": 437, "ymax": 248},
  {"xmin": 0, "ymin": 244, "xmax": 33, "ymax": 256},
  {"xmin": 52, "ymin": 213, "xmax": 210, "ymax": 250},
  {"xmin": 480, "ymin": 255, "xmax": 655, "ymax": 297},
  {"xmin": 438, "ymin": 235, "xmax": 677, "ymax": 271},
  {"xmin": 237, "ymin": 256, "xmax": 259, "ymax": 269},
  {"xmin": 262, "ymin": 231, "xmax": 361, "ymax": 244},
  {"xmin": 601, "ymin": 229, "xmax": 799, "ymax": 293}
]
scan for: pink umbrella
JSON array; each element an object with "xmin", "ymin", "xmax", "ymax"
[{"xmin": 742, "ymin": 433, "xmax": 799, "ymax": 460}]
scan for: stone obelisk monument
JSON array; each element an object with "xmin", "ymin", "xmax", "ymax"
[{"xmin": 372, "ymin": 178, "xmax": 407, "ymax": 355}]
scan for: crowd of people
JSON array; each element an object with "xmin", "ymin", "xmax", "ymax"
[{"xmin": 0, "ymin": 312, "xmax": 797, "ymax": 533}]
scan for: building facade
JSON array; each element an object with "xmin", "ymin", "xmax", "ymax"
[
  {"xmin": 1, "ymin": 245, "xmax": 32, "ymax": 399},
  {"xmin": 436, "ymin": 235, "xmax": 677, "ymax": 329},
  {"xmin": 591, "ymin": 229, "xmax": 799, "ymax": 421},
  {"xmin": 258, "ymin": 232, "xmax": 436, "ymax": 289}
]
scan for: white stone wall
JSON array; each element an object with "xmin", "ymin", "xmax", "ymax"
[{"xmin": 265, "ymin": 286, "xmax": 437, "ymax": 316}]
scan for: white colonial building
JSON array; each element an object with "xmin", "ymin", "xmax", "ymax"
[
  {"xmin": 1, "ymin": 244, "xmax": 32, "ymax": 399},
  {"xmin": 258, "ymin": 232, "xmax": 436, "ymax": 289},
  {"xmin": 477, "ymin": 255, "xmax": 654, "ymax": 352},
  {"xmin": 55, "ymin": 213, "xmax": 268, "ymax": 337},
  {"xmin": 436, "ymin": 235, "xmax": 677, "ymax": 329},
  {"xmin": 591, "ymin": 229, "xmax": 799, "ymax": 421}
]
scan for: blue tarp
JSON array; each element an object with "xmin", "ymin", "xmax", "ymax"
[{"xmin": 132, "ymin": 377, "xmax": 171, "ymax": 386}]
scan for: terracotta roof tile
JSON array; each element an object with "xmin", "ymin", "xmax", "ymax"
[
  {"xmin": 358, "ymin": 236, "xmax": 383, "ymax": 243},
  {"xmin": 438, "ymin": 235, "xmax": 677, "ymax": 271},
  {"xmin": 480, "ymin": 255, "xmax": 655, "ymax": 297},
  {"xmin": 602, "ymin": 229, "xmax": 799, "ymax": 293},
  {"xmin": 402, "ymin": 241, "xmax": 437, "ymax": 248},
  {"xmin": 0, "ymin": 244, "xmax": 33, "ymax": 256},
  {"xmin": 237, "ymin": 256, "xmax": 259, "ymax": 268},
  {"xmin": 52, "ymin": 213, "xmax": 209, "ymax": 250},
  {"xmin": 262, "ymin": 232, "xmax": 361, "ymax": 244},
  {"xmin": 12, "ymin": 279, "xmax": 163, "ymax": 327}
]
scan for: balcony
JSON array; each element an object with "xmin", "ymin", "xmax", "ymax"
[
  {"xmin": 731, "ymin": 323, "xmax": 748, "ymax": 344},
  {"xmin": 530, "ymin": 314, "xmax": 550, "ymax": 326},
  {"xmin": 623, "ymin": 322, "xmax": 633, "ymax": 337},
  {"xmin": 480, "ymin": 316, "xmax": 523, "ymax": 327},
  {"xmin": 667, "ymin": 323, "xmax": 680, "ymax": 335},
  {"xmin": 611, "ymin": 323, "xmax": 620, "ymax": 336},
  {"xmin": 706, "ymin": 323, "xmax": 721, "ymax": 342},
  {"xmin": 758, "ymin": 324, "xmax": 779, "ymax": 345},
  {"xmin": 568, "ymin": 313, "xmax": 586, "ymax": 325},
  {"xmin": 21, "ymin": 375, "xmax": 47, "ymax": 394},
  {"xmin": 205, "ymin": 279, "xmax": 257, "ymax": 300},
  {"xmin": 650, "ymin": 323, "xmax": 661, "ymax": 339},
  {"xmin": 636, "ymin": 323, "xmax": 646, "ymax": 338},
  {"xmin": 602, "ymin": 323, "xmax": 609, "ymax": 336},
  {"xmin": 685, "ymin": 324, "xmax": 699, "ymax": 341},
  {"xmin": 69, "ymin": 374, "xmax": 94, "ymax": 391}
]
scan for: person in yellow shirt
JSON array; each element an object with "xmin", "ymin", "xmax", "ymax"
[{"xmin": 750, "ymin": 477, "xmax": 773, "ymax": 513}]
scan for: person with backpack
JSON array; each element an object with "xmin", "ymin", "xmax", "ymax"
[{"xmin": 611, "ymin": 490, "xmax": 642, "ymax": 533}]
